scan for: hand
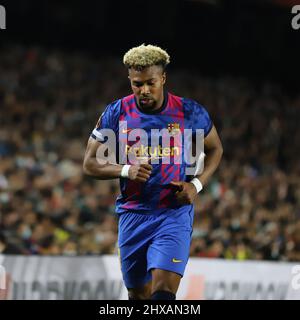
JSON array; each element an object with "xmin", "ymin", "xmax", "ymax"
[
  {"xmin": 128, "ymin": 161, "xmax": 152, "ymax": 183},
  {"xmin": 169, "ymin": 181, "xmax": 198, "ymax": 205}
]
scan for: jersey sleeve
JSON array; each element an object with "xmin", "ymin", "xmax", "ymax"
[
  {"xmin": 91, "ymin": 99, "xmax": 121, "ymax": 142},
  {"xmin": 192, "ymin": 101, "xmax": 213, "ymax": 137}
]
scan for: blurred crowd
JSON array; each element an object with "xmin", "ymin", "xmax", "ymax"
[{"xmin": 0, "ymin": 45, "xmax": 299, "ymax": 261}]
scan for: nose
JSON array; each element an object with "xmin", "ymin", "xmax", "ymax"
[{"xmin": 141, "ymin": 84, "xmax": 150, "ymax": 95}]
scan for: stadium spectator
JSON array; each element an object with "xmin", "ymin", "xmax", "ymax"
[{"xmin": 0, "ymin": 46, "xmax": 299, "ymax": 261}]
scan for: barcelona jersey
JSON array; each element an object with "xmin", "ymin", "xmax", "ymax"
[
  {"xmin": 90, "ymin": 92, "xmax": 213, "ymax": 288},
  {"xmin": 91, "ymin": 92, "xmax": 212, "ymax": 215}
]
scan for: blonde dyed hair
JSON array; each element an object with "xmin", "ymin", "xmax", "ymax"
[{"xmin": 123, "ymin": 44, "xmax": 170, "ymax": 70}]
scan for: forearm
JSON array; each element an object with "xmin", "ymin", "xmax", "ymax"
[
  {"xmin": 83, "ymin": 158, "xmax": 123, "ymax": 180},
  {"xmin": 196, "ymin": 147, "xmax": 223, "ymax": 187}
]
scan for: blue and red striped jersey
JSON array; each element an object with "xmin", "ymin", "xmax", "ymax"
[{"xmin": 91, "ymin": 92, "xmax": 212, "ymax": 214}]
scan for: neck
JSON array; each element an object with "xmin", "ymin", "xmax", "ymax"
[{"xmin": 152, "ymin": 91, "xmax": 165, "ymax": 111}]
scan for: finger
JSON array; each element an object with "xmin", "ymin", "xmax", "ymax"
[
  {"xmin": 170, "ymin": 181, "xmax": 181, "ymax": 186},
  {"xmin": 175, "ymin": 191, "xmax": 183, "ymax": 198},
  {"xmin": 137, "ymin": 172, "xmax": 150, "ymax": 180},
  {"xmin": 176, "ymin": 191, "xmax": 188, "ymax": 202},
  {"xmin": 170, "ymin": 181, "xmax": 184, "ymax": 191},
  {"xmin": 140, "ymin": 163, "xmax": 153, "ymax": 171},
  {"xmin": 139, "ymin": 167, "xmax": 152, "ymax": 174}
]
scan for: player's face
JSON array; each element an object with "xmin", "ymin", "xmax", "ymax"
[{"xmin": 128, "ymin": 65, "xmax": 166, "ymax": 111}]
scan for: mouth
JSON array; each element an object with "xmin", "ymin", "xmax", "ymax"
[{"xmin": 140, "ymin": 97, "xmax": 153, "ymax": 104}]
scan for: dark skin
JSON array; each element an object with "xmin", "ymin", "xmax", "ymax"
[
  {"xmin": 170, "ymin": 125, "xmax": 223, "ymax": 205},
  {"xmin": 83, "ymin": 64, "xmax": 223, "ymax": 299},
  {"xmin": 128, "ymin": 65, "xmax": 166, "ymax": 112}
]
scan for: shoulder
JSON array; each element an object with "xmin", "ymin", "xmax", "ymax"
[
  {"xmin": 121, "ymin": 94, "xmax": 135, "ymax": 106},
  {"xmin": 99, "ymin": 98, "xmax": 124, "ymax": 120},
  {"xmin": 103, "ymin": 94, "xmax": 136, "ymax": 113},
  {"xmin": 178, "ymin": 96, "xmax": 211, "ymax": 121},
  {"xmin": 104, "ymin": 98, "xmax": 123, "ymax": 112},
  {"xmin": 96, "ymin": 98, "xmax": 123, "ymax": 129},
  {"xmin": 182, "ymin": 97, "xmax": 209, "ymax": 114}
]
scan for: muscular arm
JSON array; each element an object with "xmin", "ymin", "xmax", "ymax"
[
  {"xmin": 83, "ymin": 137, "xmax": 152, "ymax": 182},
  {"xmin": 196, "ymin": 125, "xmax": 223, "ymax": 186},
  {"xmin": 83, "ymin": 137, "xmax": 123, "ymax": 180},
  {"xmin": 170, "ymin": 125, "xmax": 223, "ymax": 204}
]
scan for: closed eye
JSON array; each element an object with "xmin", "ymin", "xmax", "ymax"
[{"xmin": 133, "ymin": 82, "xmax": 143, "ymax": 87}]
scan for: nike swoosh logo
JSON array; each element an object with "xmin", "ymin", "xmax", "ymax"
[
  {"xmin": 172, "ymin": 258, "xmax": 183, "ymax": 263},
  {"xmin": 122, "ymin": 129, "xmax": 132, "ymax": 134}
]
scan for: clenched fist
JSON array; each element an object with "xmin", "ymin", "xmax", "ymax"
[
  {"xmin": 169, "ymin": 181, "xmax": 198, "ymax": 205},
  {"xmin": 128, "ymin": 163, "xmax": 152, "ymax": 183}
]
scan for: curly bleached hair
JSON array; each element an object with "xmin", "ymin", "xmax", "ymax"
[{"xmin": 123, "ymin": 44, "xmax": 170, "ymax": 71}]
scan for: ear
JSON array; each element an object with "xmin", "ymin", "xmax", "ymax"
[
  {"xmin": 162, "ymin": 72, "xmax": 166, "ymax": 84},
  {"xmin": 128, "ymin": 68, "xmax": 133, "ymax": 81}
]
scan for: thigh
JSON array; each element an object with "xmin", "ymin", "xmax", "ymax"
[
  {"xmin": 119, "ymin": 243, "xmax": 152, "ymax": 290},
  {"xmin": 147, "ymin": 207, "xmax": 194, "ymax": 279},
  {"xmin": 118, "ymin": 212, "xmax": 155, "ymax": 289},
  {"xmin": 147, "ymin": 231, "xmax": 191, "ymax": 281},
  {"xmin": 151, "ymin": 269, "xmax": 181, "ymax": 294}
]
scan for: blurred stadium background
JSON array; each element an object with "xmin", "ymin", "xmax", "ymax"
[{"xmin": 0, "ymin": 0, "xmax": 300, "ymax": 299}]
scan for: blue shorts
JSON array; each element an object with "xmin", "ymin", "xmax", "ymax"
[{"xmin": 118, "ymin": 205, "xmax": 194, "ymax": 289}]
